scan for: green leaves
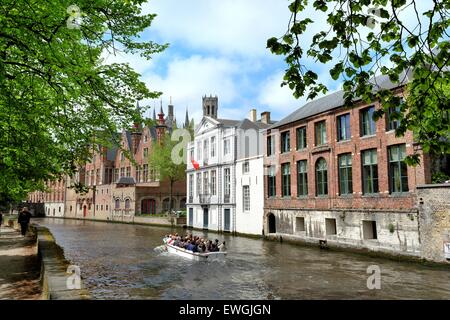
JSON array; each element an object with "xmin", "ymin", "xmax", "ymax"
[
  {"xmin": 0, "ymin": 0, "xmax": 166, "ymax": 202},
  {"xmin": 268, "ymin": 0, "xmax": 450, "ymax": 166}
]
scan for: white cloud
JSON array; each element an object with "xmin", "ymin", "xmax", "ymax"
[
  {"xmin": 258, "ymin": 71, "xmax": 305, "ymax": 116},
  {"xmin": 141, "ymin": 55, "xmax": 244, "ymax": 123},
  {"xmin": 142, "ymin": 0, "xmax": 293, "ymax": 57}
]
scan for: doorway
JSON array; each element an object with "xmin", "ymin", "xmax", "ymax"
[
  {"xmin": 224, "ymin": 209, "xmax": 231, "ymax": 232},
  {"xmin": 268, "ymin": 213, "xmax": 276, "ymax": 233}
]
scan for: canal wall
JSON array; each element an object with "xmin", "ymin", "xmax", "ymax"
[
  {"xmin": 4, "ymin": 219, "xmax": 91, "ymax": 299},
  {"xmin": 417, "ymin": 184, "xmax": 450, "ymax": 263},
  {"xmin": 34, "ymin": 225, "xmax": 91, "ymax": 300},
  {"xmin": 264, "ymin": 208, "xmax": 422, "ymax": 259}
]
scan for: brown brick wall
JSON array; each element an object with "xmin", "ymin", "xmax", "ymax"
[{"xmin": 264, "ymin": 88, "xmax": 430, "ymax": 211}]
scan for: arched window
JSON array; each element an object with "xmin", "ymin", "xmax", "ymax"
[
  {"xmin": 115, "ymin": 198, "xmax": 120, "ymax": 209},
  {"xmin": 315, "ymin": 158, "xmax": 328, "ymax": 196},
  {"xmin": 162, "ymin": 198, "xmax": 170, "ymax": 212},
  {"xmin": 125, "ymin": 199, "xmax": 131, "ymax": 209}
]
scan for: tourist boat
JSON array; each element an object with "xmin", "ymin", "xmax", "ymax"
[{"xmin": 163, "ymin": 238, "xmax": 227, "ymax": 262}]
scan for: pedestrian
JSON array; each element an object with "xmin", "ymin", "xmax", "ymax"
[{"xmin": 18, "ymin": 207, "xmax": 31, "ymax": 236}]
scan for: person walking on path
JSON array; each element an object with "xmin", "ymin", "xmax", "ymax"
[{"xmin": 18, "ymin": 207, "xmax": 31, "ymax": 236}]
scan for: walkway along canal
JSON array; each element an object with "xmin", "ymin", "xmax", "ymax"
[{"xmin": 37, "ymin": 218, "xmax": 450, "ymax": 299}]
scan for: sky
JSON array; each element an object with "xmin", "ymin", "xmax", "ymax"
[{"xmin": 101, "ymin": 0, "xmax": 434, "ymax": 125}]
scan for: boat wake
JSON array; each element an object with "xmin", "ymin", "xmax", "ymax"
[{"xmin": 153, "ymin": 245, "xmax": 167, "ymax": 254}]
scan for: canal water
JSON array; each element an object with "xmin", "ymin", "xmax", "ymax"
[{"xmin": 37, "ymin": 218, "xmax": 450, "ymax": 299}]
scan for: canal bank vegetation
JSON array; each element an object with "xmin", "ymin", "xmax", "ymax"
[{"xmin": 0, "ymin": 0, "xmax": 166, "ymax": 207}]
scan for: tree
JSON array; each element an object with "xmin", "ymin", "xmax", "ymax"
[
  {"xmin": 267, "ymin": 0, "xmax": 449, "ymax": 164},
  {"xmin": 148, "ymin": 133, "xmax": 186, "ymax": 215},
  {"xmin": 0, "ymin": 0, "xmax": 167, "ymax": 204}
]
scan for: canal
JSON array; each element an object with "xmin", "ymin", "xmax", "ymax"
[{"xmin": 37, "ymin": 218, "xmax": 450, "ymax": 299}]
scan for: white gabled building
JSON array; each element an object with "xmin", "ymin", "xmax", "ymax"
[{"xmin": 186, "ymin": 96, "xmax": 274, "ymax": 235}]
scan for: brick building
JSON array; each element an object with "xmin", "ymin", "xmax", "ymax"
[
  {"xmin": 263, "ymin": 72, "xmax": 431, "ymax": 257},
  {"xmin": 32, "ymin": 102, "xmax": 188, "ymax": 221},
  {"xmin": 28, "ymin": 179, "xmax": 66, "ymax": 217}
]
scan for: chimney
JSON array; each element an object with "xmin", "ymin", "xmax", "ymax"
[
  {"xmin": 249, "ymin": 109, "xmax": 257, "ymax": 122},
  {"xmin": 261, "ymin": 111, "xmax": 271, "ymax": 124}
]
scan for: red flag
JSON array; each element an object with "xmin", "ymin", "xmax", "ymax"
[{"xmin": 191, "ymin": 159, "xmax": 200, "ymax": 170}]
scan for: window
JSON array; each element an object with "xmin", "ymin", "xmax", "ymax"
[
  {"xmin": 126, "ymin": 166, "xmax": 131, "ymax": 177},
  {"xmin": 224, "ymin": 168, "xmax": 231, "ymax": 196},
  {"xmin": 189, "ymin": 174, "xmax": 194, "ymax": 198},
  {"xmin": 142, "ymin": 164, "xmax": 148, "ymax": 182},
  {"xmin": 363, "ymin": 220, "xmax": 378, "ymax": 239},
  {"xmin": 189, "ymin": 148, "xmax": 194, "ymax": 162},
  {"xmin": 267, "ymin": 166, "xmax": 276, "ymax": 197},
  {"xmin": 115, "ymin": 199, "xmax": 120, "ymax": 209},
  {"xmin": 114, "ymin": 168, "xmax": 119, "ymax": 182},
  {"xmin": 360, "ymin": 106, "xmax": 376, "ymax": 136},
  {"xmin": 281, "ymin": 131, "xmax": 290, "ymax": 153},
  {"xmin": 297, "ymin": 160, "xmax": 308, "ymax": 196},
  {"xmin": 224, "ymin": 139, "xmax": 230, "ymax": 155},
  {"xmin": 120, "ymin": 152, "xmax": 125, "ymax": 161},
  {"xmin": 386, "ymin": 104, "xmax": 401, "ymax": 131},
  {"xmin": 196, "ymin": 173, "xmax": 201, "ymax": 196},
  {"xmin": 281, "ymin": 163, "xmax": 291, "ymax": 197},
  {"xmin": 144, "ymin": 135, "xmax": 148, "ymax": 143},
  {"xmin": 388, "ymin": 144, "xmax": 409, "ymax": 193},
  {"xmin": 296, "ymin": 217, "xmax": 305, "ymax": 232},
  {"xmin": 106, "ymin": 205, "xmax": 108, "ymax": 211},
  {"xmin": 338, "ymin": 153, "xmax": 353, "ymax": 195},
  {"xmin": 325, "ymin": 218, "xmax": 337, "ymax": 235},
  {"xmin": 143, "ymin": 148, "xmax": 148, "ymax": 158},
  {"xmin": 315, "ymin": 158, "xmax": 328, "ymax": 196},
  {"xmin": 362, "ymin": 149, "xmax": 378, "ymax": 194},
  {"xmin": 120, "ymin": 167, "xmax": 125, "ymax": 178},
  {"xmin": 197, "ymin": 141, "xmax": 202, "ymax": 160},
  {"xmin": 210, "ymin": 170, "xmax": 216, "ymax": 195},
  {"xmin": 267, "ymin": 136, "xmax": 275, "ymax": 156},
  {"xmin": 296, "ymin": 126, "xmax": 307, "ymax": 150},
  {"xmin": 136, "ymin": 166, "xmax": 141, "ymax": 183},
  {"xmin": 203, "ymin": 171, "xmax": 209, "ymax": 195},
  {"xmin": 211, "ymin": 137, "xmax": 216, "ymax": 157},
  {"xmin": 125, "ymin": 199, "xmax": 130, "ymax": 209},
  {"xmin": 337, "ymin": 113, "xmax": 351, "ymax": 141},
  {"xmin": 243, "ymin": 161, "xmax": 250, "ymax": 174},
  {"xmin": 315, "ymin": 121, "xmax": 327, "ymax": 146},
  {"xmin": 203, "ymin": 140, "xmax": 209, "ymax": 161},
  {"xmin": 243, "ymin": 186, "xmax": 250, "ymax": 211}
]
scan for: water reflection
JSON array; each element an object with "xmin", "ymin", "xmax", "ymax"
[{"xmin": 37, "ymin": 218, "xmax": 450, "ymax": 300}]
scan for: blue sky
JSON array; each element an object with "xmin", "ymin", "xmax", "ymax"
[{"xmin": 101, "ymin": 0, "xmax": 435, "ymax": 125}]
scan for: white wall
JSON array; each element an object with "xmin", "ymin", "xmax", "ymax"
[
  {"xmin": 44, "ymin": 202, "xmax": 65, "ymax": 217},
  {"xmin": 235, "ymin": 156, "xmax": 265, "ymax": 235}
]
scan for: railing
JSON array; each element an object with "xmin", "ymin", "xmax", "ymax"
[{"xmin": 199, "ymin": 194, "xmax": 211, "ymax": 204}]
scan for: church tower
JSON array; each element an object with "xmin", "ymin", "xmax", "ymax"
[{"xmin": 202, "ymin": 95, "xmax": 218, "ymax": 119}]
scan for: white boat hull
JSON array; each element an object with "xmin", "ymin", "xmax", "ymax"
[{"xmin": 165, "ymin": 243, "xmax": 227, "ymax": 262}]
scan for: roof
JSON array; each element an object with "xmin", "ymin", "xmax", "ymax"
[
  {"xmin": 216, "ymin": 118, "xmax": 242, "ymax": 127},
  {"xmin": 269, "ymin": 70, "xmax": 413, "ymax": 129},
  {"xmin": 116, "ymin": 177, "xmax": 136, "ymax": 185},
  {"xmin": 237, "ymin": 118, "xmax": 274, "ymax": 130}
]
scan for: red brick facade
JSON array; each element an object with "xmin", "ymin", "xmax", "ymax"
[{"xmin": 264, "ymin": 87, "xmax": 431, "ymax": 212}]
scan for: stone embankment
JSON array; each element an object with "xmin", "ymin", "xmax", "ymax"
[{"xmin": 1, "ymin": 217, "xmax": 90, "ymax": 300}]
